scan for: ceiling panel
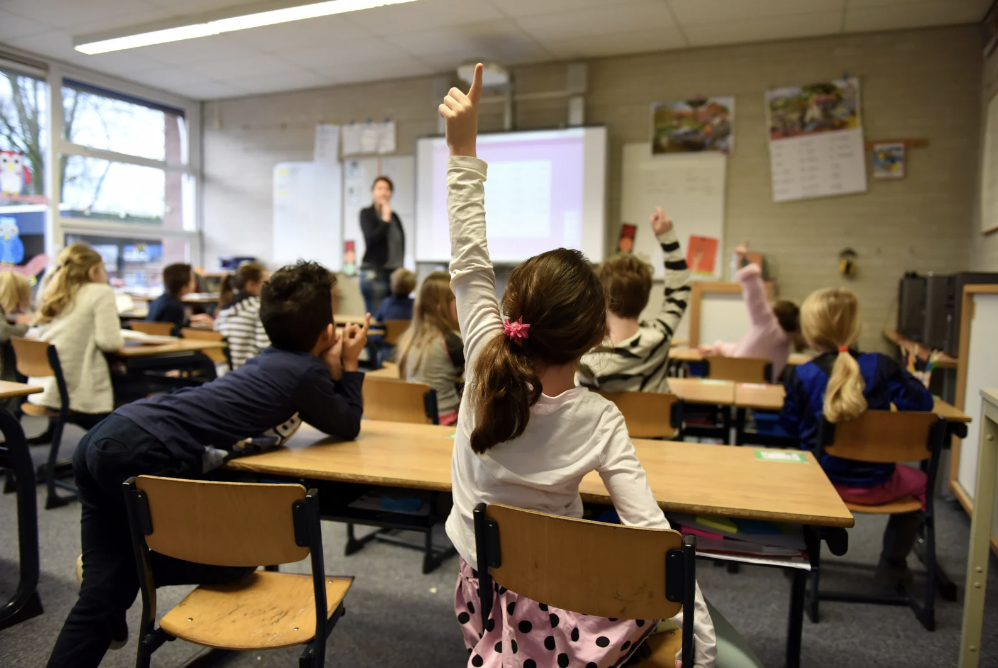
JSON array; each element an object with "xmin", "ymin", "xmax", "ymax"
[
  {"xmin": 545, "ymin": 26, "xmax": 687, "ymax": 60},
  {"xmin": 281, "ymin": 37, "xmax": 418, "ymax": 70},
  {"xmin": 386, "ymin": 19, "xmax": 552, "ymax": 70},
  {"xmin": 166, "ymin": 80, "xmax": 250, "ymax": 100},
  {"xmin": 348, "ymin": 0, "xmax": 505, "ymax": 36},
  {"xmin": 331, "ymin": 58, "xmax": 436, "ymax": 85},
  {"xmin": 489, "ymin": 0, "xmax": 650, "ymax": 19},
  {"xmin": 69, "ymin": 50, "xmax": 165, "ymax": 77},
  {"xmin": 0, "ymin": 9, "xmax": 49, "ymax": 42},
  {"xmin": 2, "ymin": 0, "xmax": 170, "ymax": 31},
  {"xmin": 668, "ymin": 0, "xmax": 844, "ymax": 25},
  {"xmin": 226, "ymin": 15, "xmax": 372, "ymax": 51},
  {"xmin": 226, "ymin": 68, "xmax": 336, "ymax": 95},
  {"xmin": 130, "ymin": 34, "xmax": 262, "ymax": 66},
  {"xmin": 516, "ymin": 2, "xmax": 675, "ymax": 42},
  {"xmin": 191, "ymin": 54, "xmax": 306, "ymax": 80},
  {"xmin": 844, "ymin": 0, "xmax": 986, "ymax": 31},
  {"xmin": 684, "ymin": 10, "xmax": 844, "ymax": 47}
]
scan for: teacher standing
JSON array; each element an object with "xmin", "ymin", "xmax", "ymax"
[{"xmin": 359, "ymin": 175, "xmax": 405, "ymax": 316}]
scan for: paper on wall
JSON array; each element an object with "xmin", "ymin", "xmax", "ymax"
[
  {"xmin": 314, "ymin": 124, "xmax": 340, "ymax": 164},
  {"xmin": 341, "ymin": 120, "xmax": 396, "ymax": 156}
]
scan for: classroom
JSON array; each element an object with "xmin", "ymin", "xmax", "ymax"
[{"xmin": 1, "ymin": 1, "xmax": 997, "ymax": 667}]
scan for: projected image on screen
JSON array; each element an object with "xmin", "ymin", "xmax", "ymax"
[{"xmin": 415, "ymin": 128, "xmax": 606, "ymax": 264}]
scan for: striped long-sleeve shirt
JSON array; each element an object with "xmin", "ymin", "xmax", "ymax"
[
  {"xmin": 214, "ymin": 293, "xmax": 271, "ymax": 369},
  {"xmin": 578, "ymin": 229, "xmax": 692, "ymax": 392}
]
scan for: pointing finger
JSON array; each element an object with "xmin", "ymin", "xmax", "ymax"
[{"xmin": 468, "ymin": 63, "xmax": 483, "ymax": 104}]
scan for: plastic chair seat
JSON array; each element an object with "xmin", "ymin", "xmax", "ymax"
[
  {"xmin": 159, "ymin": 571, "xmax": 352, "ymax": 650},
  {"xmin": 845, "ymin": 495, "xmax": 921, "ymax": 515},
  {"xmin": 20, "ymin": 402, "xmax": 60, "ymax": 418}
]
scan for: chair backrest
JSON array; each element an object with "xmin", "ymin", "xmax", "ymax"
[
  {"xmin": 362, "ymin": 377, "xmax": 438, "ymax": 424},
  {"xmin": 595, "ymin": 390, "xmax": 681, "ymax": 438},
  {"xmin": 131, "ymin": 476, "xmax": 310, "ymax": 567},
  {"xmin": 181, "ymin": 328, "xmax": 229, "ymax": 366},
  {"xmin": 819, "ymin": 410, "xmax": 944, "ymax": 464},
  {"xmin": 131, "ymin": 321, "xmax": 175, "ymax": 336},
  {"xmin": 382, "ymin": 320, "xmax": 411, "ymax": 346},
  {"xmin": 703, "ymin": 356, "xmax": 772, "ymax": 384},
  {"xmin": 474, "ymin": 504, "xmax": 696, "ymax": 668},
  {"xmin": 10, "ymin": 336, "xmax": 54, "ymax": 378}
]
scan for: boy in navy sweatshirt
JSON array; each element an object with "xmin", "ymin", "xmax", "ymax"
[{"xmin": 48, "ymin": 261, "xmax": 369, "ymax": 668}]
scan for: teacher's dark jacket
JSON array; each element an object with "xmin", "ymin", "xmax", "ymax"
[{"xmin": 360, "ymin": 205, "xmax": 405, "ymax": 269}]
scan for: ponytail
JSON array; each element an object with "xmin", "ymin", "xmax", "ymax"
[
  {"xmin": 468, "ymin": 332, "xmax": 542, "ymax": 454},
  {"xmin": 823, "ymin": 348, "xmax": 867, "ymax": 422},
  {"xmin": 219, "ymin": 274, "xmax": 235, "ymax": 307},
  {"xmin": 34, "ymin": 243, "xmax": 103, "ymax": 325}
]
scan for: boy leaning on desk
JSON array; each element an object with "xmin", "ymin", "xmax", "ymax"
[{"xmin": 45, "ymin": 261, "xmax": 370, "ymax": 668}]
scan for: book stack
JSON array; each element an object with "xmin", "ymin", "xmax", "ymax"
[{"xmin": 668, "ymin": 513, "xmax": 810, "ymax": 570}]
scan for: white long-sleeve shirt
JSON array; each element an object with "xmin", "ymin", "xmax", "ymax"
[
  {"xmin": 443, "ymin": 156, "xmax": 716, "ymax": 668},
  {"xmin": 28, "ymin": 283, "xmax": 124, "ymax": 414}
]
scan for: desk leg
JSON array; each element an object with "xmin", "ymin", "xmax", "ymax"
[
  {"xmin": 734, "ymin": 408, "xmax": 746, "ymax": 446},
  {"xmin": 959, "ymin": 406, "xmax": 998, "ymax": 667},
  {"xmin": 0, "ymin": 408, "xmax": 43, "ymax": 630},
  {"xmin": 785, "ymin": 569, "xmax": 806, "ymax": 668}
]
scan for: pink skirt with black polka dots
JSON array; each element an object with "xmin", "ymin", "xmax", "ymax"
[{"xmin": 454, "ymin": 558, "xmax": 656, "ymax": 668}]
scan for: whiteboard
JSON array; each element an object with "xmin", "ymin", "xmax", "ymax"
[
  {"xmin": 982, "ymin": 92, "xmax": 998, "ymax": 235},
  {"xmin": 956, "ymin": 292, "xmax": 998, "ymax": 544},
  {"xmin": 342, "ymin": 156, "xmax": 415, "ymax": 270},
  {"xmin": 620, "ymin": 145, "xmax": 726, "ymax": 278},
  {"xmin": 700, "ymin": 293, "xmax": 753, "ymax": 347},
  {"xmin": 273, "ymin": 161, "xmax": 342, "ymax": 271}
]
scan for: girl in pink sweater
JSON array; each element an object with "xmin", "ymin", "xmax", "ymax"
[{"xmin": 699, "ymin": 242, "xmax": 804, "ymax": 381}]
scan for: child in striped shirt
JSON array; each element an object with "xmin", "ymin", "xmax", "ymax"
[
  {"xmin": 214, "ymin": 262, "xmax": 270, "ymax": 369},
  {"xmin": 578, "ymin": 211, "xmax": 691, "ymax": 392}
]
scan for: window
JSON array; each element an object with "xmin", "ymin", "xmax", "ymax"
[
  {"xmin": 66, "ymin": 233, "xmax": 190, "ymax": 290},
  {"xmin": 0, "ymin": 67, "xmax": 47, "ymax": 204}
]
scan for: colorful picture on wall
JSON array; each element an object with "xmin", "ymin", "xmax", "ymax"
[
  {"xmin": 686, "ymin": 235, "xmax": 719, "ymax": 276},
  {"xmin": 766, "ymin": 78, "xmax": 860, "ymax": 141},
  {"xmin": 651, "ymin": 97, "xmax": 734, "ymax": 155},
  {"xmin": 872, "ymin": 142, "xmax": 906, "ymax": 179},
  {"xmin": 617, "ymin": 223, "xmax": 637, "ymax": 253}
]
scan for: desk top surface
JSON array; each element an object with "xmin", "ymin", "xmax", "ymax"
[
  {"xmin": 226, "ymin": 420, "xmax": 854, "ymax": 528},
  {"xmin": 669, "ymin": 348, "xmax": 812, "ymax": 367},
  {"xmin": 0, "ymin": 380, "xmax": 43, "ymax": 399},
  {"xmin": 113, "ymin": 339, "xmax": 228, "ymax": 358},
  {"xmin": 881, "ymin": 329, "xmax": 958, "ymax": 369}
]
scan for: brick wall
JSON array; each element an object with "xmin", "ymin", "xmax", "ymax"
[{"xmin": 203, "ymin": 25, "xmax": 980, "ymax": 350}]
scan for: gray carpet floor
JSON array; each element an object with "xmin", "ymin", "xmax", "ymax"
[{"xmin": 2, "ymin": 423, "xmax": 997, "ymax": 668}]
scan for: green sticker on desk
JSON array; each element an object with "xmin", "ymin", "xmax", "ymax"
[
  {"xmin": 755, "ymin": 449, "xmax": 806, "ymax": 463},
  {"xmin": 448, "ymin": 431, "xmax": 456, "ymax": 439}
]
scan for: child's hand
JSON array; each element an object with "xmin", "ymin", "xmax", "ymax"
[
  {"xmin": 323, "ymin": 333, "xmax": 343, "ymax": 380},
  {"xmin": 191, "ymin": 313, "xmax": 214, "ymax": 326},
  {"xmin": 735, "ymin": 239, "xmax": 749, "ymax": 264},
  {"xmin": 340, "ymin": 313, "xmax": 371, "ymax": 372},
  {"xmin": 697, "ymin": 343, "xmax": 714, "ymax": 356},
  {"xmin": 650, "ymin": 206, "xmax": 674, "ymax": 235},
  {"xmin": 14, "ymin": 314, "xmax": 31, "ymax": 325},
  {"xmin": 439, "ymin": 63, "xmax": 483, "ymax": 158}
]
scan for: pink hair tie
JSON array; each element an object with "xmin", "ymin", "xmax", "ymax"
[{"xmin": 503, "ymin": 316, "xmax": 530, "ymax": 345}]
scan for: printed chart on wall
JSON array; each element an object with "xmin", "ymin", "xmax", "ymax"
[
  {"xmin": 980, "ymin": 90, "xmax": 998, "ymax": 234},
  {"xmin": 766, "ymin": 78, "xmax": 867, "ymax": 203},
  {"xmin": 620, "ymin": 143, "xmax": 726, "ymax": 278},
  {"xmin": 342, "ymin": 155, "xmax": 415, "ymax": 271}
]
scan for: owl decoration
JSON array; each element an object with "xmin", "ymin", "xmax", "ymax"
[
  {"xmin": 0, "ymin": 150, "xmax": 31, "ymax": 197},
  {"xmin": 0, "ymin": 217, "xmax": 25, "ymax": 266}
]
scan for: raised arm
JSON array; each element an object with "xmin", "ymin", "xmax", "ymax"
[
  {"xmin": 440, "ymin": 64, "xmax": 503, "ymax": 368},
  {"xmin": 733, "ymin": 240, "xmax": 772, "ymax": 327},
  {"xmin": 650, "ymin": 208, "xmax": 692, "ymax": 339}
]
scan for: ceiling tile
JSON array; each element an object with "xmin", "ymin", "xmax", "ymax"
[
  {"xmin": 0, "ymin": 9, "xmax": 50, "ymax": 41},
  {"xmin": 226, "ymin": 69, "xmax": 336, "ymax": 95},
  {"xmin": 668, "ymin": 0, "xmax": 844, "ymax": 25},
  {"xmin": 146, "ymin": 0, "xmax": 269, "ymax": 16},
  {"xmin": 123, "ymin": 67, "xmax": 216, "ymax": 90},
  {"xmin": 281, "ymin": 37, "xmax": 417, "ymax": 69},
  {"xmin": 70, "ymin": 50, "xmax": 165, "ymax": 77},
  {"xmin": 132, "ymin": 34, "xmax": 262, "ymax": 66},
  {"xmin": 386, "ymin": 19, "xmax": 551, "ymax": 70},
  {"xmin": 226, "ymin": 15, "xmax": 372, "ymax": 51},
  {"xmin": 844, "ymin": 0, "xmax": 985, "ymax": 31},
  {"xmin": 516, "ymin": 1, "xmax": 675, "ymax": 42},
  {"xmin": 347, "ymin": 0, "xmax": 505, "ymax": 36},
  {"xmin": 165, "ymin": 80, "xmax": 251, "ymax": 100},
  {"xmin": 545, "ymin": 26, "xmax": 687, "ymax": 59},
  {"xmin": 191, "ymin": 54, "xmax": 306, "ymax": 80},
  {"xmin": 490, "ymin": 0, "xmax": 650, "ymax": 19},
  {"xmin": 4, "ymin": 0, "xmax": 170, "ymax": 31},
  {"xmin": 331, "ymin": 58, "xmax": 435, "ymax": 84},
  {"xmin": 684, "ymin": 10, "xmax": 843, "ymax": 46},
  {"xmin": 1, "ymin": 29, "xmax": 83, "ymax": 61}
]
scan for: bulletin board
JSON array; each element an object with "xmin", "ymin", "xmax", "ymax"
[
  {"xmin": 620, "ymin": 144, "xmax": 726, "ymax": 278},
  {"xmin": 342, "ymin": 155, "xmax": 415, "ymax": 270}
]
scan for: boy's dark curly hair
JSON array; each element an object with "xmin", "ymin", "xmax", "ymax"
[{"xmin": 260, "ymin": 261, "xmax": 336, "ymax": 352}]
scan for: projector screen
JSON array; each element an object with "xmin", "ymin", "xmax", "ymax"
[{"xmin": 415, "ymin": 127, "xmax": 607, "ymax": 264}]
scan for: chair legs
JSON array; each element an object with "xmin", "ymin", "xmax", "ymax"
[{"xmin": 44, "ymin": 417, "xmax": 76, "ymax": 509}]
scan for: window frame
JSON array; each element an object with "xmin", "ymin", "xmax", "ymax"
[{"xmin": 0, "ymin": 47, "xmax": 204, "ymax": 267}]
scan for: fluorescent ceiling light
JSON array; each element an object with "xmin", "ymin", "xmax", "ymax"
[{"xmin": 75, "ymin": 0, "xmax": 419, "ymax": 55}]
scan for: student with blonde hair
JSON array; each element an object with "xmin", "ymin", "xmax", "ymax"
[
  {"xmin": 396, "ymin": 270, "xmax": 463, "ymax": 425},
  {"xmin": 0, "ymin": 271, "xmax": 32, "ymax": 381},
  {"xmin": 28, "ymin": 243, "xmax": 123, "ymax": 417},
  {"xmin": 781, "ymin": 287, "xmax": 933, "ymax": 586}
]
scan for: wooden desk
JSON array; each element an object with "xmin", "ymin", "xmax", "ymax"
[
  {"xmin": 0, "ymin": 382, "xmax": 45, "ymax": 630},
  {"xmin": 669, "ymin": 348, "xmax": 812, "ymax": 367},
  {"xmin": 960, "ymin": 388, "xmax": 998, "ymax": 667},
  {"xmin": 669, "ymin": 377, "xmax": 736, "ymax": 406},
  {"xmin": 183, "ymin": 292, "xmax": 220, "ymax": 305},
  {"xmin": 882, "ymin": 329, "xmax": 958, "ymax": 370},
  {"xmin": 112, "ymin": 339, "xmax": 227, "ymax": 358},
  {"xmin": 367, "ymin": 366, "xmax": 401, "ymax": 381}
]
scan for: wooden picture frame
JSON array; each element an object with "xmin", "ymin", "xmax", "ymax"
[{"xmin": 688, "ymin": 280, "xmax": 775, "ymax": 347}]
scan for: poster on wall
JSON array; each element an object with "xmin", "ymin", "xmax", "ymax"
[
  {"xmin": 651, "ymin": 97, "xmax": 734, "ymax": 155},
  {"xmin": 872, "ymin": 142, "xmax": 905, "ymax": 179},
  {"xmin": 765, "ymin": 78, "xmax": 867, "ymax": 202},
  {"xmin": 0, "ymin": 150, "xmax": 46, "ymax": 206},
  {"xmin": 341, "ymin": 120, "xmax": 396, "ymax": 156}
]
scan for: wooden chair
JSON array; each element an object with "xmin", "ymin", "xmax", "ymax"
[
  {"xmin": 702, "ymin": 356, "xmax": 772, "ymax": 384},
  {"xmin": 382, "ymin": 320, "xmax": 411, "ymax": 346},
  {"xmin": 473, "ymin": 503, "xmax": 697, "ymax": 668},
  {"xmin": 130, "ymin": 321, "xmax": 175, "ymax": 337},
  {"xmin": 361, "ymin": 377, "xmax": 438, "ymax": 425},
  {"xmin": 123, "ymin": 476, "xmax": 352, "ymax": 668},
  {"xmin": 808, "ymin": 410, "xmax": 948, "ymax": 631},
  {"xmin": 181, "ymin": 328, "xmax": 231, "ymax": 370},
  {"xmin": 594, "ymin": 389, "xmax": 682, "ymax": 439},
  {"xmin": 10, "ymin": 337, "xmax": 91, "ymax": 509}
]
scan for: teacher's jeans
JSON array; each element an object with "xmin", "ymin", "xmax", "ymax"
[{"xmin": 360, "ymin": 267, "xmax": 391, "ymax": 317}]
